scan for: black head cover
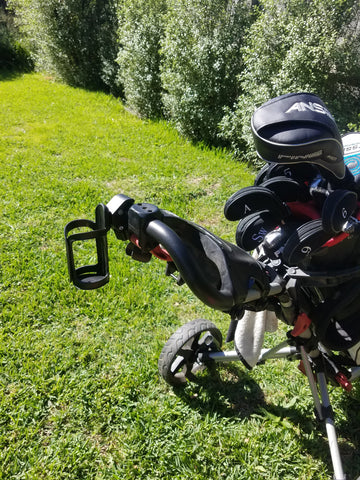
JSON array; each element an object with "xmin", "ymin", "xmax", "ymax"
[
  {"xmin": 224, "ymin": 186, "xmax": 289, "ymax": 221},
  {"xmin": 261, "ymin": 176, "xmax": 307, "ymax": 202},
  {"xmin": 321, "ymin": 189, "xmax": 357, "ymax": 234},
  {"xmin": 255, "ymin": 162, "xmax": 319, "ymax": 185},
  {"xmin": 282, "ymin": 219, "xmax": 333, "ymax": 266},
  {"xmin": 235, "ymin": 210, "xmax": 281, "ymax": 251},
  {"xmin": 251, "ymin": 93, "xmax": 345, "ymax": 180}
]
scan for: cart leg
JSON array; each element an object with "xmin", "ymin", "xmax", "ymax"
[
  {"xmin": 300, "ymin": 346, "xmax": 323, "ymax": 417},
  {"xmin": 300, "ymin": 347, "xmax": 347, "ymax": 480},
  {"xmin": 317, "ymin": 372, "xmax": 347, "ymax": 480}
]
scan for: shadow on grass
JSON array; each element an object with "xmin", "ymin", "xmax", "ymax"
[
  {"xmin": 334, "ymin": 383, "xmax": 360, "ymax": 478},
  {"xmin": 262, "ymin": 401, "xmax": 354, "ymax": 476},
  {"xmin": 252, "ymin": 374, "xmax": 360, "ymax": 477},
  {"xmin": 0, "ymin": 67, "xmax": 28, "ymax": 81},
  {"xmin": 171, "ymin": 361, "xmax": 360, "ymax": 477},
  {"xmin": 172, "ymin": 362, "xmax": 266, "ymax": 419}
]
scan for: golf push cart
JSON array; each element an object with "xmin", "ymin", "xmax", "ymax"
[{"xmin": 65, "ymin": 93, "xmax": 360, "ymax": 480}]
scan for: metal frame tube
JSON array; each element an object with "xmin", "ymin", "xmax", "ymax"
[
  {"xmin": 208, "ymin": 342, "xmax": 299, "ymax": 364},
  {"xmin": 317, "ymin": 372, "xmax": 346, "ymax": 480},
  {"xmin": 300, "ymin": 346, "xmax": 323, "ymax": 418},
  {"xmin": 300, "ymin": 347, "xmax": 346, "ymax": 480}
]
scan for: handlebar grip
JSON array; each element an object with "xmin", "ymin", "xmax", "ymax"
[{"xmin": 145, "ymin": 219, "xmax": 236, "ymax": 311}]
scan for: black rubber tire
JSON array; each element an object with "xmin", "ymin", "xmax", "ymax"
[{"xmin": 158, "ymin": 319, "xmax": 223, "ymax": 387}]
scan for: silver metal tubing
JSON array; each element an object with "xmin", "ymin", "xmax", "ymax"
[
  {"xmin": 317, "ymin": 372, "xmax": 347, "ymax": 480},
  {"xmin": 208, "ymin": 342, "xmax": 298, "ymax": 364},
  {"xmin": 244, "ymin": 281, "xmax": 283, "ymax": 303},
  {"xmin": 300, "ymin": 346, "xmax": 323, "ymax": 419},
  {"xmin": 208, "ymin": 350, "xmax": 241, "ymax": 363},
  {"xmin": 257, "ymin": 342, "xmax": 298, "ymax": 363}
]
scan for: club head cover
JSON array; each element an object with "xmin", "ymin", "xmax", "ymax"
[
  {"xmin": 224, "ymin": 186, "xmax": 290, "ymax": 221},
  {"xmin": 254, "ymin": 163, "xmax": 271, "ymax": 186},
  {"xmin": 264, "ymin": 162, "xmax": 319, "ymax": 184},
  {"xmin": 321, "ymin": 189, "xmax": 358, "ymax": 234},
  {"xmin": 261, "ymin": 176, "xmax": 310, "ymax": 202},
  {"xmin": 282, "ymin": 218, "xmax": 333, "ymax": 266},
  {"xmin": 251, "ymin": 92, "xmax": 345, "ymax": 180},
  {"xmin": 235, "ymin": 210, "xmax": 281, "ymax": 251}
]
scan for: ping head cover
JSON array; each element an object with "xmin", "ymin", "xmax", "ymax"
[
  {"xmin": 282, "ymin": 218, "xmax": 333, "ymax": 266},
  {"xmin": 235, "ymin": 210, "xmax": 281, "ymax": 251},
  {"xmin": 224, "ymin": 186, "xmax": 290, "ymax": 222},
  {"xmin": 321, "ymin": 189, "xmax": 358, "ymax": 234},
  {"xmin": 251, "ymin": 92, "xmax": 345, "ymax": 180}
]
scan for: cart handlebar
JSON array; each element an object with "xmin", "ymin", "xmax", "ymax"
[{"xmin": 65, "ymin": 194, "xmax": 280, "ymax": 313}]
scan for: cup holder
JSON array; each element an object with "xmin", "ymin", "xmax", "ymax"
[{"xmin": 64, "ymin": 204, "xmax": 110, "ymax": 290}]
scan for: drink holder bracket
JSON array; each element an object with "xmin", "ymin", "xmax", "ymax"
[{"xmin": 64, "ymin": 203, "xmax": 110, "ymax": 290}]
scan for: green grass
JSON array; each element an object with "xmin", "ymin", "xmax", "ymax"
[{"xmin": 1, "ymin": 73, "xmax": 360, "ymax": 479}]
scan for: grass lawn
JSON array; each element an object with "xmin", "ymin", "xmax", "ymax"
[{"xmin": 1, "ymin": 72, "xmax": 360, "ymax": 479}]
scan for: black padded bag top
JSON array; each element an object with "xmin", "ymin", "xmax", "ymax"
[{"xmin": 251, "ymin": 92, "xmax": 345, "ymax": 179}]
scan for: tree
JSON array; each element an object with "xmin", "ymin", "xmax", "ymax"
[
  {"xmin": 219, "ymin": 0, "xmax": 360, "ymax": 161},
  {"xmin": 160, "ymin": 0, "xmax": 252, "ymax": 145},
  {"xmin": 117, "ymin": 0, "xmax": 166, "ymax": 118},
  {"xmin": 9, "ymin": 0, "xmax": 120, "ymax": 92},
  {"xmin": 0, "ymin": 0, "xmax": 33, "ymax": 71}
]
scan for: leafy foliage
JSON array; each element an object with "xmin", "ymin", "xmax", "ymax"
[
  {"xmin": 6, "ymin": 0, "xmax": 360, "ymax": 163},
  {"xmin": 161, "ymin": 0, "xmax": 252, "ymax": 145},
  {"xmin": 0, "ymin": 2, "xmax": 33, "ymax": 71},
  {"xmin": 8, "ymin": 0, "xmax": 120, "ymax": 92},
  {"xmin": 117, "ymin": 0, "xmax": 167, "ymax": 118},
  {"xmin": 220, "ymin": 0, "xmax": 360, "ymax": 161}
]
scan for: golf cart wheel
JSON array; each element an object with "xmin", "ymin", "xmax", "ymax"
[{"xmin": 158, "ymin": 318, "xmax": 223, "ymax": 387}]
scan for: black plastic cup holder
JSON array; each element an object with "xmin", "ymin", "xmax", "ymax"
[{"xmin": 64, "ymin": 204, "xmax": 110, "ymax": 290}]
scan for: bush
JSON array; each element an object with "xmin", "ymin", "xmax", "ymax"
[
  {"xmin": 220, "ymin": 0, "xmax": 360, "ymax": 162},
  {"xmin": 0, "ymin": 3, "xmax": 33, "ymax": 71},
  {"xmin": 9, "ymin": 0, "xmax": 120, "ymax": 92},
  {"xmin": 117, "ymin": 0, "xmax": 166, "ymax": 118},
  {"xmin": 160, "ymin": 0, "xmax": 252, "ymax": 145}
]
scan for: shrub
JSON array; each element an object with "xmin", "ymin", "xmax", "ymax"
[
  {"xmin": 0, "ymin": 2, "xmax": 33, "ymax": 71},
  {"xmin": 220, "ymin": 0, "xmax": 360, "ymax": 162},
  {"xmin": 9, "ymin": 0, "xmax": 120, "ymax": 92},
  {"xmin": 160, "ymin": 0, "xmax": 252, "ymax": 145},
  {"xmin": 117, "ymin": 0, "xmax": 166, "ymax": 118}
]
